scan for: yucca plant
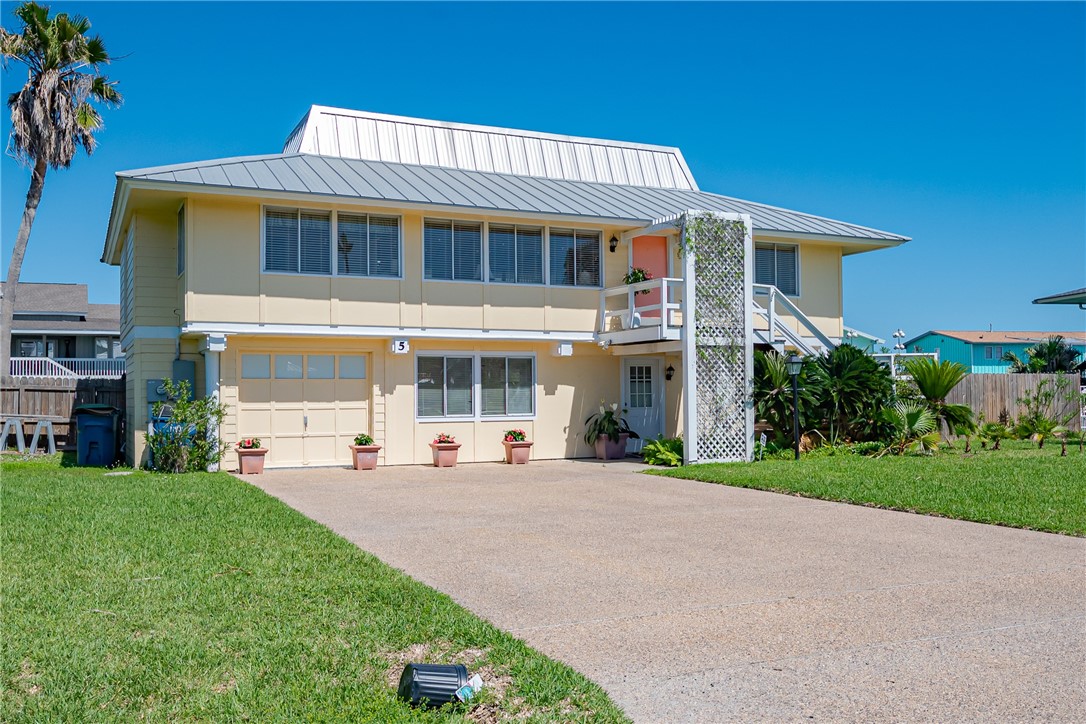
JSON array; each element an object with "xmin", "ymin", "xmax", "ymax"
[
  {"xmin": 886, "ymin": 401, "xmax": 940, "ymax": 456},
  {"xmin": 902, "ymin": 357, "xmax": 974, "ymax": 437}
]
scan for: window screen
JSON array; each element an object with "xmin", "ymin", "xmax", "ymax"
[
  {"xmin": 489, "ymin": 225, "xmax": 543, "ymax": 284},
  {"xmin": 754, "ymin": 244, "xmax": 798, "ymax": 295},
  {"xmin": 481, "ymin": 357, "xmax": 534, "ymax": 416},
  {"xmin": 424, "ymin": 219, "xmax": 482, "ymax": 281},
  {"xmin": 550, "ymin": 229, "xmax": 600, "ymax": 286},
  {"xmin": 417, "ymin": 355, "xmax": 474, "ymax": 417}
]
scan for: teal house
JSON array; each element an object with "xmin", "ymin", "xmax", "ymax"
[{"xmin": 905, "ymin": 330, "xmax": 1086, "ymax": 373}]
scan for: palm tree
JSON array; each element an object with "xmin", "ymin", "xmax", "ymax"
[
  {"xmin": 752, "ymin": 350, "xmax": 820, "ymax": 443},
  {"xmin": 886, "ymin": 401, "xmax": 940, "ymax": 456},
  {"xmin": 810, "ymin": 345, "xmax": 892, "ymax": 443},
  {"xmin": 902, "ymin": 357, "xmax": 974, "ymax": 437},
  {"xmin": 1002, "ymin": 336, "xmax": 1083, "ymax": 374},
  {"xmin": 0, "ymin": 2, "xmax": 121, "ymax": 372}
]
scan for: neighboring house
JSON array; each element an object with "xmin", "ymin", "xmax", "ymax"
[
  {"xmin": 1033, "ymin": 287, "xmax": 1086, "ymax": 309},
  {"xmin": 2, "ymin": 282, "xmax": 124, "ymax": 379},
  {"xmin": 841, "ymin": 326, "xmax": 884, "ymax": 352},
  {"xmin": 905, "ymin": 330, "xmax": 1086, "ymax": 373},
  {"xmin": 101, "ymin": 105, "xmax": 908, "ymax": 469}
]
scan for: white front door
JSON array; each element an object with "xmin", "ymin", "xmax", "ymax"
[{"xmin": 622, "ymin": 358, "xmax": 663, "ymax": 454}]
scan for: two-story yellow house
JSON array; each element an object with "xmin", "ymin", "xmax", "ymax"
[{"xmin": 101, "ymin": 106, "xmax": 908, "ymax": 469}]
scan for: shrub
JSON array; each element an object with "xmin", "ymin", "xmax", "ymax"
[
  {"xmin": 503, "ymin": 428, "xmax": 527, "ymax": 442},
  {"xmin": 144, "ymin": 379, "xmax": 230, "ymax": 473},
  {"xmin": 353, "ymin": 433, "xmax": 375, "ymax": 446},
  {"xmin": 642, "ymin": 436, "xmax": 683, "ymax": 466}
]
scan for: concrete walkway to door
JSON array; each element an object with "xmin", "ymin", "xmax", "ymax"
[{"xmin": 245, "ymin": 460, "xmax": 1086, "ymax": 722}]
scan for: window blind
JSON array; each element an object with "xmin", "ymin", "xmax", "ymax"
[
  {"xmin": 265, "ymin": 209, "xmax": 299, "ymax": 272},
  {"xmin": 337, "ymin": 213, "xmax": 368, "ymax": 276},
  {"xmin": 417, "ymin": 356, "xmax": 474, "ymax": 417},
  {"xmin": 754, "ymin": 244, "xmax": 798, "ymax": 295},
  {"xmin": 369, "ymin": 215, "xmax": 400, "ymax": 277},
  {"xmin": 299, "ymin": 211, "xmax": 331, "ymax": 274}
]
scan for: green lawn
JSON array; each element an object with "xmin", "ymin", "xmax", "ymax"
[
  {"xmin": 2, "ymin": 456, "xmax": 627, "ymax": 722},
  {"xmin": 651, "ymin": 440, "xmax": 1086, "ymax": 536}
]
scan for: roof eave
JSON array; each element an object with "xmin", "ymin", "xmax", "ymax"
[{"xmin": 101, "ymin": 177, "xmax": 130, "ymax": 266}]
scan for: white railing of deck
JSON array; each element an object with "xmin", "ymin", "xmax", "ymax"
[
  {"xmin": 752, "ymin": 283, "xmax": 836, "ymax": 355},
  {"xmin": 598, "ymin": 277, "xmax": 684, "ymax": 335},
  {"xmin": 872, "ymin": 352, "xmax": 939, "ymax": 379},
  {"xmin": 8, "ymin": 357, "xmax": 125, "ymax": 379}
]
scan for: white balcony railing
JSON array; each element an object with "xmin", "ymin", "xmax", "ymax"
[
  {"xmin": 8, "ymin": 357, "xmax": 125, "ymax": 379},
  {"xmin": 597, "ymin": 277, "xmax": 684, "ymax": 346}
]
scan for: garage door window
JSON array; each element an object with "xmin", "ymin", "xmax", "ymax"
[
  {"xmin": 275, "ymin": 355, "xmax": 303, "ymax": 379},
  {"xmin": 339, "ymin": 355, "xmax": 367, "ymax": 379},
  {"xmin": 241, "ymin": 354, "xmax": 270, "ymax": 379},
  {"xmin": 307, "ymin": 355, "xmax": 335, "ymax": 379}
]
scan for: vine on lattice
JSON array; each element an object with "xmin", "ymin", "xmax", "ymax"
[{"xmin": 681, "ymin": 211, "xmax": 750, "ymax": 462}]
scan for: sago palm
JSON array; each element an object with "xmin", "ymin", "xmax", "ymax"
[
  {"xmin": 902, "ymin": 357, "xmax": 974, "ymax": 436},
  {"xmin": 0, "ymin": 1, "xmax": 121, "ymax": 370},
  {"xmin": 752, "ymin": 350, "xmax": 819, "ymax": 442}
]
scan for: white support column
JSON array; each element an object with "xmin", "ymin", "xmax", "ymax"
[
  {"xmin": 740, "ymin": 214, "xmax": 755, "ymax": 463},
  {"xmin": 200, "ymin": 333, "xmax": 227, "ymax": 472},
  {"xmin": 681, "ymin": 217, "xmax": 698, "ymax": 464}
]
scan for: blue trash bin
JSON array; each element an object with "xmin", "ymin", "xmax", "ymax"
[{"xmin": 74, "ymin": 405, "xmax": 120, "ymax": 467}]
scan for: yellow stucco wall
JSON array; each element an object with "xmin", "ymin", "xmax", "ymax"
[{"xmin": 217, "ymin": 336, "xmax": 646, "ymax": 469}]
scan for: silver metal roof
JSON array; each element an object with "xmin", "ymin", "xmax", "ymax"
[
  {"xmin": 119, "ymin": 153, "xmax": 909, "ymax": 243},
  {"xmin": 283, "ymin": 105, "xmax": 698, "ymax": 191}
]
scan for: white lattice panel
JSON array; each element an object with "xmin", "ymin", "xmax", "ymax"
[{"xmin": 681, "ymin": 211, "xmax": 753, "ymax": 463}]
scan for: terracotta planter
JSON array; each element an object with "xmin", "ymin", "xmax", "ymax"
[
  {"xmin": 593, "ymin": 433, "xmax": 629, "ymax": 461},
  {"xmin": 350, "ymin": 444, "xmax": 381, "ymax": 470},
  {"xmin": 430, "ymin": 442, "xmax": 461, "ymax": 467},
  {"xmin": 236, "ymin": 448, "xmax": 268, "ymax": 474},
  {"xmin": 503, "ymin": 440, "xmax": 533, "ymax": 464}
]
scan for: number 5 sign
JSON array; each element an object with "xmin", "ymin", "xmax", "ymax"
[{"xmin": 391, "ymin": 339, "xmax": 410, "ymax": 354}]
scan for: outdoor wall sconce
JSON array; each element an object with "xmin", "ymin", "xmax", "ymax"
[
  {"xmin": 665, "ymin": 364, "xmax": 675, "ymax": 381},
  {"xmin": 609, "ymin": 235, "xmax": 619, "ymax": 253}
]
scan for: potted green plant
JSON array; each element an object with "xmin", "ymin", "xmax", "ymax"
[
  {"xmin": 622, "ymin": 267, "xmax": 654, "ymax": 294},
  {"xmin": 349, "ymin": 433, "xmax": 381, "ymax": 470},
  {"xmin": 502, "ymin": 428, "xmax": 533, "ymax": 464},
  {"xmin": 429, "ymin": 432, "xmax": 461, "ymax": 467},
  {"xmin": 584, "ymin": 402, "xmax": 639, "ymax": 460},
  {"xmin": 235, "ymin": 438, "xmax": 267, "ymax": 474}
]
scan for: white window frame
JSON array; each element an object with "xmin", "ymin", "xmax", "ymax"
[
  {"xmin": 547, "ymin": 227, "xmax": 603, "ymax": 288},
  {"xmin": 754, "ymin": 242, "xmax": 801, "ymax": 297},
  {"xmin": 260, "ymin": 204, "xmax": 403, "ymax": 279},
  {"xmin": 422, "ymin": 217, "xmax": 485, "ymax": 283},
  {"xmin": 414, "ymin": 351, "xmax": 537, "ymax": 422},
  {"xmin": 486, "ymin": 222, "xmax": 546, "ymax": 287}
]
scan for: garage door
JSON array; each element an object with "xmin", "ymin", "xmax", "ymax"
[{"xmin": 237, "ymin": 352, "xmax": 369, "ymax": 468}]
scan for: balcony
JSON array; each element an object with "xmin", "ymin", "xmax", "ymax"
[
  {"xmin": 9, "ymin": 357, "xmax": 126, "ymax": 379},
  {"xmin": 597, "ymin": 279, "xmax": 839, "ymax": 356},
  {"xmin": 597, "ymin": 277, "xmax": 684, "ymax": 347}
]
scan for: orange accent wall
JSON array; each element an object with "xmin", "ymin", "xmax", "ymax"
[{"xmin": 632, "ymin": 235, "xmax": 668, "ymax": 317}]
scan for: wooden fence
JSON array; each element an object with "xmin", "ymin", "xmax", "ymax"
[
  {"xmin": 947, "ymin": 373, "xmax": 1084, "ymax": 432},
  {"xmin": 1, "ymin": 375, "xmax": 126, "ymax": 448}
]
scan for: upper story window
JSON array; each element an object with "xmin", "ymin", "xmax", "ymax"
[
  {"xmin": 424, "ymin": 219, "xmax": 482, "ymax": 281},
  {"xmin": 489, "ymin": 224, "xmax": 543, "ymax": 284},
  {"xmin": 337, "ymin": 213, "xmax": 401, "ymax": 277},
  {"xmin": 176, "ymin": 205, "xmax": 186, "ymax": 276},
  {"xmin": 549, "ymin": 229, "xmax": 601, "ymax": 287},
  {"xmin": 754, "ymin": 243, "xmax": 798, "ymax": 296},
  {"xmin": 984, "ymin": 345, "xmax": 1004, "ymax": 360},
  {"xmin": 264, "ymin": 207, "xmax": 401, "ymax": 277}
]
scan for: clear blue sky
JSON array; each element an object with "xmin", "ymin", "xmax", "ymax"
[{"xmin": 3, "ymin": 1, "xmax": 1084, "ymax": 343}]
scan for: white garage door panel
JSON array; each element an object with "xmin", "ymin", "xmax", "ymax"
[{"xmin": 237, "ymin": 352, "xmax": 370, "ymax": 468}]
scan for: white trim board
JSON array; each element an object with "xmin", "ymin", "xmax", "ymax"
[{"xmin": 181, "ymin": 322, "xmax": 596, "ymax": 343}]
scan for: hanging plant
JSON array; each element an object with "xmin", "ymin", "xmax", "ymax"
[{"xmin": 622, "ymin": 267, "xmax": 655, "ymax": 294}]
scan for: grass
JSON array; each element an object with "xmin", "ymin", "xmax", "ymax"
[
  {"xmin": 1, "ymin": 455, "xmax": 627, "ymax": 722},
  {"xmin": 651, "ymin": 439, "xmax": 1086, "ymax": 536}
]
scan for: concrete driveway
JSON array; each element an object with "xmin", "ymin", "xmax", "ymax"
[{"xmin": 246, "ymin": 461, "xmax": 1085, "ymax": 722}]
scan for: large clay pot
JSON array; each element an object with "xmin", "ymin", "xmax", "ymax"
[
  {"xmin": 503, "ymin": 440, "xmax": 533, "ymax": 464},
  {"xmin": 430, "ymin": 442, "xmax": 461, "ymax": 467},
  {"xmin": 236, "ymin": 448, "xmax": 268, "ymax": 474},
  {"xmin": 350, "ymin": 444, "xmax": 381, "ymax": 470},
  {"xmin": 593, "ymin": 433, "xmax": 629, "ymax": 461}
]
